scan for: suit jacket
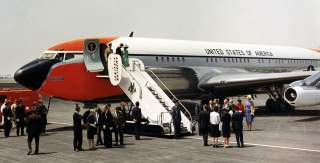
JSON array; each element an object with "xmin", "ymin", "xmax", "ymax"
[
  {"xmin": 114, "ymin": 109, "xmax": 126, "ymax": 127},
  {"xmin": 73, "ymin": 112, "xmax": 83, "ymax": 132},
  {"xmin": 232, "ymin": 111, "xmax": 243, "ymax": 130},
  {"xmin": 171, "ymin": 106, "xmax": 181, "ymax": 124},
  {"xmin": 15, "ymin": 105, "xmax": 26, "ymax": 122},
  {"xmin": 198, "ymin": 110, "xmax": 210, "ymax": 130},
  {"xmin": 26, "ymin": 113, "xmax": 42, "ymax": 136},
  {"xmin": 132, "ymin": 107, "xmax": 142, "ymax": 123},
  {"xmin": 116, "ymin": 47, "xmax": 123, "ymax": 56},
  {"xmin": 101, "ymin": 111, "xmax": 114, "ymax": 129}
]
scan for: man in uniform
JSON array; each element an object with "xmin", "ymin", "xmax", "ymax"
[
  {"xmin": 171, "ymin": 100, "xmax": 182, "ymax": 139},
  {"xmin": 73, "ymin": 104, "xmax": 83, "ymax": 151},
  {"xmin": 101, "ymin": 104, "xmax": 114, "ymax": 148},
  {"xmin": 2, "ymin": 100, "xmax": 13, "ymax": 138},
  {"xmin": 132, "ymin": 101, "xmax": 142, "ymax": 140},
  {"xmin": 15, "ymin": 99, "xmax": 26, "ymax": 136},
  {"xmin": 26, "ymin": 107, "xmax": 42, "ymax": 155},
  {"xmin": 114, "ymin": 105, "xmax": 126, "ymax": 146},
  {"xmin": 103, "ymin": 43, "xmax": 113, "ymax": 74}
]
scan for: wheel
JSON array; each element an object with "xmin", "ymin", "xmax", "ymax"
[{"xmin": 265, "ymin": 98, "xmax": 276, "ymax": 112}]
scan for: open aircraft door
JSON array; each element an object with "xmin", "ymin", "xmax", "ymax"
[{"xmin": 83, "ymin": 39, "xmax": 105, "ymax": 72}]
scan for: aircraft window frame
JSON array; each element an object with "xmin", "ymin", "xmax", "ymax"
[{"xmin": 40, "ymin": 53, "xmax": 57, "ymax": 60}]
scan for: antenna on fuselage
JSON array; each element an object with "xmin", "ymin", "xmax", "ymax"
[{"xmin": 129, "ymin": 31, "xmax": 134, "ymax": 37}]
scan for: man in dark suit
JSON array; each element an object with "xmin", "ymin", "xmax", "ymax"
[
  {"xmin": 132, "ymin": 101, "xmax": 142, "ymax": 140},
  {"xmin": 101, "ymin": 104, "xmax": 114, "ymax": 148},
  {"xmin": 73, "ymin": 104, "xmax": 83, "ymax": 151},
  {"xmin": 26, "ymin": 107, "xmax": 42, "ymax": 155},
  {"xmin": 198, "ymin": 104, "xmax": 210, "ymax": 146},
  {"xmin": 2, "ymin": 100, "xmax": 13, "ymax": 138},
  {"xmin": 114, "ymin": 105, "xmax": 126, "ymax": 146},
  {"xmin": 232, "ymin": 107, "xmax": 244, "ymax": 148},
  {"xmin": 15, "ymin": 100, "xmax": 26, "ymax": 136},
  {"xmin": 95, "ymin": 107, "xmax": 103, "ymax": 146},
  {"xmin": 171, "ymin": 100, "xmax": 182, "ymax": 139},
  {"xmin": 115, "ymin": 43, "xmax": 124, "ymax": 56}
]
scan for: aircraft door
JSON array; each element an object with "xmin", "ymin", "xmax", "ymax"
[{"xmin": 83, "ymin": 39, "xmax": 105, "ymax": 72}]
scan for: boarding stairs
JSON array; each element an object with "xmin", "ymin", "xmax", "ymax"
[
  {"xmin": 118, "ymin": 58, "xmax": 192, "ymax": 135},
  {"xmin": 81, "ymin": 39, "xmax": 192, "ymax": 136}
]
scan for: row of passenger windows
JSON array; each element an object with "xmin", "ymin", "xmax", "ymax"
[
  {"xmin": 154, "ymin": 56, "xmax": 320, "ymax": 66},
  {"xmin": 205, "ymin": 57, "xmax": 319, "ymax": 65},
  {"xmin": 155, "ymin": 56, "xmax": 185, "ymax": 62}
]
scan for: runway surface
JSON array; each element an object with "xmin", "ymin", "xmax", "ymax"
[{"xmin": 0, "ymin": 96, "xmax": 320, "ymax": 163}]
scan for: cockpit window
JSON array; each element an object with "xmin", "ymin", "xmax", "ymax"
[
  {"xmin": 65, "ymin": 53, "xmax": 75, "ymax": 60},
  {"xmin": 55, "ymin": 53, "xmax": 64, "ymax": 61},
  {"xmin": 40, "ymin": 53, "xmax": 56, "ymax": 59}
]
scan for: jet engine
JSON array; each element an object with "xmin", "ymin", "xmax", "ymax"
[{"xmin": 284, "ymin": 86, "xmax": 320, "ymax": 107}]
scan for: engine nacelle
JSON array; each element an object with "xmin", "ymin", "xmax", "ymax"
[{"xmin": 284, "ymin": 86, "xmax": 320, "ymax": 107}]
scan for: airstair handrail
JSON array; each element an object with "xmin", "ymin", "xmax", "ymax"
[{"xmin": 145, "ymin": 69, "xmax": 193, "ymax": 129}]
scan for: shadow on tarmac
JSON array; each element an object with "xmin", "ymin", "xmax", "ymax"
[{"xmin": 255, "ymin": 107, "xmax": 320, "ymax": 118}]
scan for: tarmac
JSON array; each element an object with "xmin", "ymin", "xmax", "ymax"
[{"xmin": 0, "ymin": 96, "xmax": 320, "ymax": 163}]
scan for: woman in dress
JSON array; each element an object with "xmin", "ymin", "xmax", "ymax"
[
  {"xmin": 87, "ymin": 109, "xmax": 97, "ymax": 150},
  {"xmin": 221, "ymin": 109, "xmax": 231, "ymax": 147},
  {"xmin": 122, "ymin": 45, "xmax": 129, "ymax": 67},
  {"xmin": 210, "ymin": 106, "xmax": 221, "ymax": 148},
  {"xmin": 245, "ymin": 95, "xmax": 255, "ymax": 131}
]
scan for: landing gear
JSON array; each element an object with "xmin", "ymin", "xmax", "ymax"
[{"xmin": 266, "ymin": 85, "xmax": 295, "ymax": 112}]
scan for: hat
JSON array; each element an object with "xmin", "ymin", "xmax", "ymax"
[
  {"xmin": 246, "ymin": 95, "xmax": 252, "ymax": 100},
  {"xmin": 124, "ymin": 44, "xmax": 129, "ymax": 48}
]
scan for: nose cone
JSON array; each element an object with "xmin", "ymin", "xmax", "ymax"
[{"xmin": 14, "ymin": 59, "xmax": 57, "ymax": 90}]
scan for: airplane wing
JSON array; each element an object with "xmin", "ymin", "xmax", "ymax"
[{"xmin": 198, "ymin": 69, "xmax": 319, "ymax": 90}]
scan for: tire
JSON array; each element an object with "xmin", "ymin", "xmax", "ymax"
[{"xmin": 265, "ymin": 98, "xmax": 276, "ymax": 112}]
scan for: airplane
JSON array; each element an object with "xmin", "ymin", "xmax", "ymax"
[{"xmin": 13, "ymin": 36, "xmax": 320, "ymax": 136}]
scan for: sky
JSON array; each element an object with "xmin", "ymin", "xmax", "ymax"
[{"xmin": 1, "ymin": 0, "xmax": 320, "ymax": 75}]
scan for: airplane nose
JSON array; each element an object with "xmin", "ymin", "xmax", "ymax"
[{"xmin": 14, "ymin": 59, "xmax": 58, "ymax": 90}]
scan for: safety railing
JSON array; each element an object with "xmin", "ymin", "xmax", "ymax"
[
  {"xmin": 159, "ymin": 111, "xmax": 173, "ymax": 134},
  {"xmin": 145, "ymin": 69, "xmax": 193, "ymax": 132},
  {"xmin": 131, "ymin": 59, "xmax": 194, "ymax": 133}
]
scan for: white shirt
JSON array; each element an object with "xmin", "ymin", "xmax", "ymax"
[
  {"xmin": 210, "ymin": 111, "xmax": 220, "ymax": 125},
  {"xmin": 1, "ymin": 104, "xmax": 7, "ymax": 125}
]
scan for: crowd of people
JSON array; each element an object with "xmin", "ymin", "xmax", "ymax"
[
  {"xmin": 72, "ymin": 101, "xmax": 142, "ymax": 151},
  {"xmin": 0, "ymin": 99, "xmax": 48, "ymax": 155},
  {"xmin": 0, "ymin": 94, "xmax": 255, "ymax": 155},
  {"xmin": 198, "ymin": 95, "xmax": 255, "ymax": 148},
  {"xmin": 103, "ymin": 42, "xmax": 130, "ymax": 74}
]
